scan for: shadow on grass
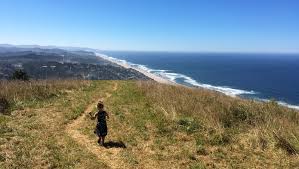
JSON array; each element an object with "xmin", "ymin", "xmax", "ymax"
[{"xmin": 104, "ymin": 141, "xmax": 127, "ymax": 149}]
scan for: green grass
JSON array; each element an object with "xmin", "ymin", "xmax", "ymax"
[
  {"xmin": 1, "ymin": 80, "xmax": 299, "ymax": 168},
  {"xmin": 136, "ymin": 81, "xmax": 299, "ymax": 168},
  {"xmin": 0, "ymin": 80, "xmax": 112, "ymax": 169}
]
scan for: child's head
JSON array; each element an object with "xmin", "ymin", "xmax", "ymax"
[{"xmin": 97, "ymin": 101, "xmax": 104, "ymax": 110}]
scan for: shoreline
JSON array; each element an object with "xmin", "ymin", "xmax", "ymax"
[
  {"xmin": 96, "ymin": 53, "xmax": 177, "ymax": 85},
  {"xmin": 95, "ymin": 53, "xmax": 299, "ymax": 111}
]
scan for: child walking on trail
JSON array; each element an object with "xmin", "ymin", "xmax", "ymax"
[{"xmin": 93, "ymin": 101, "xmax": 109, "ymax": 146}]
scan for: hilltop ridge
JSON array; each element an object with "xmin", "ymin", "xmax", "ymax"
[{"xmin": 0, "ymin": 80, "xmax": 298, "ymax": 168}]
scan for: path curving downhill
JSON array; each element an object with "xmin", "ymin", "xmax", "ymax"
[{"xmin": 65, "ymin": 82, "xmax": 128, "ymax": 169}]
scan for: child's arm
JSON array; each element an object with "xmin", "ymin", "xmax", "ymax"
[
  {"xmin": 93, "ymin": 112, "xmax": 98, "ymax": 118},
  {"xmin": 93, "ymin": 111, "xmax": 98, "ymax": 119}
]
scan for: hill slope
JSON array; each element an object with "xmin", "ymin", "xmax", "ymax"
[{"xmin": 0, "ymin": 80, "xmax": 298, "ymax": 168}]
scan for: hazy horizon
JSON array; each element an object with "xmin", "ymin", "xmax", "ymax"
[{"xmin": 2, "ymin": 43, "xmax": 299, "ymax": 55}]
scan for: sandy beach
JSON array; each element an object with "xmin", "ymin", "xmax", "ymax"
[
  {"xmin": 96, "ymin": 53, "xmax": 176, "ymax": 85},
  {"xmin": 95, "ymin": 53, "xmax": 299, "ymax": 110}
]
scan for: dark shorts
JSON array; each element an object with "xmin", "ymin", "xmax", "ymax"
[{"xmin": 95, "ymin": 122, "xmax": 107, "ymax": 137}]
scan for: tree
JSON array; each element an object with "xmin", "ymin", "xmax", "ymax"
[{"xmin": 11, "ymin": 69, "xmax": 30, "ymax": 81}]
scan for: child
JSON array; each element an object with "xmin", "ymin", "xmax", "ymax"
[{"xmin": 93, "ymin": 101, "xmax": 109, "ymax": 146}]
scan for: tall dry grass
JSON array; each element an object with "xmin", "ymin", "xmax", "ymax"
[
  {"xmin": 137, "ymin": 81, "xmax": 299, "ymax": 156},
  {"xmin": 0, "ymin": 80, "xmax": 91, "ymax": 100},
  {"xmin": 0, "ymin": 80, "xmax": 92, "ymax": 113}
]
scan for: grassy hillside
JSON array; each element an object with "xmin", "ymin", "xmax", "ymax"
[{"xmin": 0, "ymin": 80, "xmax": 298, "ymax": 168}]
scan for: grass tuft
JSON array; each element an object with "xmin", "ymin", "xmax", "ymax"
[{"xmin": 0, "ymin": 97, "xmax": 10, "ymax": 115}]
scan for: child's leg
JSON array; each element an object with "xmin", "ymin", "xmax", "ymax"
[
  {"xmin": 101, "ymin": 136, "xmax": 105, "ymax": 145},
  {"xmin": 98, "ymin": 137, "xmax": 102, "ymax": 144}
]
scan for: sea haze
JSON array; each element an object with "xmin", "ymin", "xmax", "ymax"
[{"xmin": 101, "ymin": 51, "xmax": 299, "ymax": 109}]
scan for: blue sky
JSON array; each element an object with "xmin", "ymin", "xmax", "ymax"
[{"xmin": 0, "ymin": 0, "xmax": 298, "ymax": 52}]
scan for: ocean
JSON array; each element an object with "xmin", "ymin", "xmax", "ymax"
[{"xmin": 100, "ymin": 51, "xmax": 299, "ymax": 110}]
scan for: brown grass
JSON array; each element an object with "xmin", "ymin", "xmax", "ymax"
[
  {"xmin": 0, "ymin": 80, "xmax": 91, "ymax": 102},
  {"xmin": 0, "ymin": 80, "xmax": 92, "ymax": 113},
  {"xmin": 0, "ymin": 80, "xmax": 111, "ymax": 169},
  {"xmin": 136, "ymin": 81, "xmax": 299, "ymax": 168},
  {"xmin": 1, "ymin": 80, "xmax": 298, "ymax": 169}
]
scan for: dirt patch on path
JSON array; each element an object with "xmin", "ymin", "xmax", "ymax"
[{"xmin": 65, "ymin": 82, "xmax": 129, "ymax": 169}]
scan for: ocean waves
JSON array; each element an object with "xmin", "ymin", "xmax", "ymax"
[
  {"xmin": 153, "ymin": 70, "xmax": 256, "ymax": 97},
  {"xmin": 97, "ymin": 53, "xmax": 299, "ymax": 110},
  {"xmin": 98, "ymin": 53, "xmax": 256, "ymax": 97}
]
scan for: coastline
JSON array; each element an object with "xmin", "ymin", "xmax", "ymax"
[
  {"xmin": 96, "ymin": 53, "xmax": 177, "ymax": 85},
  {"xmin": 95, "ymin": 53, "xmax": 299, "ymax": 111}
]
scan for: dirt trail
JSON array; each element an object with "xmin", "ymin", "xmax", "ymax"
[{"xmin": 66, "ymin": 82, "xmax": 128, "ymax": 169}]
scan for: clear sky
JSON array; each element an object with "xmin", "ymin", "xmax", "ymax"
[{"xmin": 0, "ymin": 0, "xmax": 298, "ymax": 53}]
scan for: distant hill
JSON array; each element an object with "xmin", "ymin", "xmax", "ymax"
[
  {"xmin": 0, "ymin": 45, "xmax": 106, "ymax": 64},
  {"xmin": 0, "ymin": 45, "xmax": 150, "ymax": 80}
]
